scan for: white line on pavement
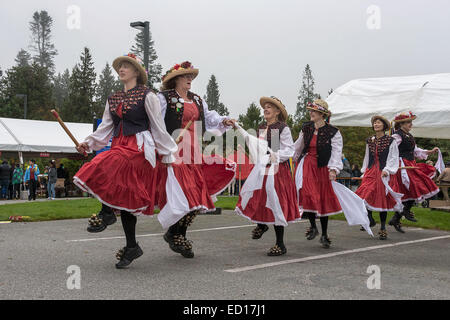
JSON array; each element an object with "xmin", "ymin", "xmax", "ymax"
[
  {"xmin": 224, "ymin": 235, "xmax": 450, "ymax": 273},
  {"xmin": 65, "ymin": 224, "xmax": 258, "ymax": 242}
]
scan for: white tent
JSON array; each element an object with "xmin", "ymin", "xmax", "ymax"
[
  {"xmin": 0, "ymin": 117, "xmax": 93, "ymax": 154},
  {"xmin": 326, "ymin": 73, "xmax": 450, "ymax": 139}
]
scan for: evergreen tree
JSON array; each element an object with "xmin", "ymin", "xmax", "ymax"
[
  {"xmin": 29, "ymin": 11, "xmax": 58, "ymax": 76},
  {"xmin": 0, "ymin": 62, "xmax": 54, "ymax": 120},
  {"xmin": 95, "ymin": 63, "xmax": 119, "ymax": 116},
  {"xmin": 130, "ymin": 23, "xmax": 162, "ymax": 90},
  {"xmin": 295, "ymin": 64, "xmax": 319, "ymax": 122},
  {"xmin": 204, "ymin": 74, "xmax": 229, "ymax": 116},
  {"xmin": 328, "ymin": 88, "xmax": 334, "ymax": 97},
  {"xmin": 15, "ymin": 49, "xmax": 32, "ymax": 67},
  {"xmin": 53, "ymin": 69, "xmax": 71, "ymax": 110},
  {"xmin": 63, "ymin": 47, "xmax": 97, "ymax": 122},
  {"xmin": 238, "ymin": 102, "xmax": 263, "ymax": 131}
]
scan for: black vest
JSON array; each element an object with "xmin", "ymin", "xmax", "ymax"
[
  {"xmin": 258, "ymin": 121, "xmax": 288, "ymax": 161},
  {"xmin": 299, "ymin": 121, "xmax": 339, "ymax": 168},
  {"xmin": 160, "ymin": 89, "xmax": 206, "ymax": 135},
  {"xmin": 107, "ymin": 85, "xmax": 151, "ymax": 137},
  {"xmin": 366, "ymin": 135, "xmax": 394, "ymax": 170},
  {"xmin": 395, "ymin": 129, "xmax": 415, "ymax": 161}
]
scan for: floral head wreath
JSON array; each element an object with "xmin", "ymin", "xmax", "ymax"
[
  {"xmin": 393, "ymin": 111, "xmax": 416, "ymax": 122},
  {"xmin": 162, "ymin": 61, "xmax": 195, "ymax": 82}
]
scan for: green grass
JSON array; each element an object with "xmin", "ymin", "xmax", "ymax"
[{"xmin": 1, "ymin": 196, "xmax": 449, "ymax": 231}]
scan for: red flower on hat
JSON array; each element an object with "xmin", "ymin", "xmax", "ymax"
[
  {"xmin": 173, "ymin": 64, "xmax": 181, "ymax": 70},
  {"xmin": 180, "ymin": 61, "xmax": 192, "ymax": 69},
  {"xmin": 127, "ymin": 53, "xmax": 136, "ymax": 59}
]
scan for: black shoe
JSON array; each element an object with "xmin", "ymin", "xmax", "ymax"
[
  {"xmin": 267, "ymin": 244, "xmax": 287, "ymax": 256},
  {"xmin": 305, "ymin": 226, "xmax": 319, "ymax": 240},
  {"xmin": 251, "ymin": 225, "xmax": 269, "ymax": 239},
  {"xmin": 115, "ymin": 244, "xmax": 143, "ymax": 269},
  {"xmin": 164, "ymin": 230, "xmax": 182, "ymax": 253},
  {"xmin": 403, "ymin": 210, "xmax": 417, "ymax": 222},
  {"xmin": 87, "ymin": 208, "xmax": 117, "ymax": 233},
  {"xmin": 378, "ymin": 229, "xmax": 387, "ymax": 240},
  {"xmin": 320, "ymin": 235, "xmax": 331, "ymax": 249},
  {"xmin": 389, "ymin": 213, "xmax": 405, "ymax": 233}
]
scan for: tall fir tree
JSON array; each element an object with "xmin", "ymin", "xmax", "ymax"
[
  {"xmin": 0, "ymin": 62, "xmax": 54, "ymax": 120},
  {"xmin": 15, "ymin": 49, "xmax": 32, "ymax": 67},
  {"xmin": 130, "ymin": 23, "xmax": 162, "ymax": 90},
  {"xmin": 53, "ymin": 69, "xmax": 71, "ymax": 111},
  {"xmin": 63, "ymin": 47, "xmax": 97, "ymax": 122},
  {"xmin": 204, "ymin": 74, "xmax": 229, "ymax": 116},
  {"xmin": 238, "ymin": 102, "xmax": 263, "ymax": 131},
  {"xmin": 29, "ymin": 11, "xmax": 58, "ymax": 76},
  {"xmin": 95, "ymin": 63, "xmax": 120, "ymax": 116},
  {"xmin": 295, "ymin": 64, "xmax": 320, "ymax": 122}
]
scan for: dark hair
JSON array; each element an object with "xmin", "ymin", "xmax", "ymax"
[
  {"xmin": 16, "ymin": 163, "xmax": 20, "ymax": 168},
  {"xmin": 161, "ymin": 77, "xmax": 177, "ymax": 91},
  {"xmin": 30, "ymin": 159, "xmax": 36, "ymax": 164},
  {"xmin": 2, "ymin": 160, "xmax": 7, "ymax": 165}
]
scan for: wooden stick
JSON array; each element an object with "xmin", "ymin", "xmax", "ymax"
[
  {"xmin": 50, "ymin": 109, "xmax": 87, "ymax": 156},
  {"xmin": 399, "ymin": 166, "xmax": 419, "ymax": 169},
  {"xmin": 175, "ymin": 117, "xmax": 195, "ymax": 144}
]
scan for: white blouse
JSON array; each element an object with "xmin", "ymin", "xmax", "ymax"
[
  {"xmin": 259, "ymin": 126, "xmax": 295, "ymax": 163},
  {"xmin": 157, "ymin": 93, "xmax": 231, "ymax": 135},
  {"xmin": 293, "ymin": 130, "xmax": 344, "ymax": 174},
  {"xmin": 391, "ymin": 133, "xmax": 428, "ymax": 160},
  {"xmin": 361, "ymin": 138, "xmax": 399, "ymax": 175},
  {"xmin": 84, "ymin": 92, "xmax": 177, "ymax": 164}
]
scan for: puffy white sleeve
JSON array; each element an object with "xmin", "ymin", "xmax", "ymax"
[
  {"xmin": 145, "ymin": 92, "xmax": 177, "ymax": 164},
  {"xmin": 414, "ymin": 145, "xmax": 428, "ymax": 160},
  {"xmin": 203, "ymin": 100, "xmax": 231, "ymax": 135},
  {"xmin": 383, "ymin": 141, "xmax": 400, "ymax": 175},
  {"xmin": 157, "ymin": 93, "xmax": 168, "ymax": 118},
  {"xmin": 84, "ymin": 101, "xmax": 114, "ymax": 151},
  {"xmin": 328, "ymin": 131, "xmax": 344, "ymax": 174},
  {"xmin": 361, "ymin": 144, "xmax": 369, "ymax": 174},
  {"xmin": 293, "ymin": 131, "xmax": 305, "ymax": 161},
  {"xmin": 392, "ymin": 133, "xmax": 402, "ymax": 146},
  {"xmin": 275, "ymin": 127, "xmax": 295, "ymax": 163}
]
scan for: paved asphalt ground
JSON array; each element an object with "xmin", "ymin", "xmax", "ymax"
[{"xmin": 0, "ymin": 210, "xmax": 449, "ymax": 300}]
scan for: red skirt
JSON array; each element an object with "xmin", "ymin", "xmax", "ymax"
[
  {"xmin": 389, "ymin": 158, "xmax": 439, "ymax": 202},
  {"xmin": 298, "ymin": 155, "xmax": 342, "ymax": 216},
  {"xmin": 356, "ymin": 162, "xmax": 397, "ymax": 211},
  {"xmin": 74, "ymin": 131, "xmax": 157, "ymax": 215},
  {"xmin": 235, "ymin": 162, "xmax": 300, "ymax": 224},
  {"xmin": 202, "ymin": 154, "xmax": 236, "ymax": 197},
  {"xmin": 416, "ymin": 162, "xmax": 436, "ymax": 179},
  {"xmin": 156, "ymin": 162, "xmax": 215, "ymax": 213}
]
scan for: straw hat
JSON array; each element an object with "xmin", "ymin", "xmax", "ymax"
[
  {"xmin": 371, "ymin": 115, "xmax": 390, "ymax": 130},
  {"xmin": 162, "ymin": 61, "xmax": 199, "ymax": 85},
  {"xmin": 260, "ymin": 96, "xmax": 288, "ymax": 122},
  {"xmin": 112, "ymin": 53, "xmax": 148, "ymax": 85},
  {"xmin": 393, "ymin": 111, "xmax": 416, "ymax": 123},
  {"xmin": 306, "ymin": 99, "xmax": 331, "ymax": 116}
]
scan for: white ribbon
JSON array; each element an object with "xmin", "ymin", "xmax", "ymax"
[
  {"xmin": 400, "ymin": 158, "xmax": 410, "ymax": 190},
  {"xmin": 435, "ymin": 148, "xmax": 445, "ymax": 175},
  {"xmin": 295, "ymin": 156, "xmax": 306, "ymax": 192},
  {"xmin": 265, "ymin": 164, "xmax": 288, "ymax": 227},
  {"xmin": 331, "ymin": 181, "xmax": 374, "ymax": 236},
  {"xmin": 157, "ymin": 166, "xmax": 190, "ymax": 229},
  {"xmin": 136, "ymin": 131, "xmax": 156, "ymax": 168},
  {"xmin": 382, "ymin": 176, "xmax": 404, "ymax": 212}
]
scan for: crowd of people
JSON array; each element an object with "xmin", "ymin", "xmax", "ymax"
[{"xmin": 0, "ymin": 159, "xmax": 69, "ymax": 201}]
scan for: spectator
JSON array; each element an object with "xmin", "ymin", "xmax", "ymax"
[
  {"xmin": 8, "ymin": 162, "xmax": 14, "ymax": 200},
  {"xmin": 437, "ymin": 162, "xmax": 450, "ymax": 201},
  {"xmin": 0, "ymin": 160, "xmax": 11, "ymax": 199},
  {"xmin": 337, "ymin": 153, "xmax": 352, "ymax": 188},
  {"xmin": 12, "ymin": 163, "xmax": 23, "ymax": 200},
  {"xmin": 47, "ymin": 160, "xmax": 57, "ymax": 200},
  {"xmin": 24, "ymin": 159, "xmax": 40, "ymax": 201},
  {"xmin": 57, "ymin": 164, "xmax": 68, "ymax": 179}
]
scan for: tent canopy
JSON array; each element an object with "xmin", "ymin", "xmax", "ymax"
[
  {"xmin": 0, "ymin": 117, "xmax": 93, "ymax": 153},
  {"xmin": 326, "ymin": 73, "xmax": 450, "ymax": 139}
]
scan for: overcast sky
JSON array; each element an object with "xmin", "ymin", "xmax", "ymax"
[{"xmin": 1, "ymin": 0, "xmax": 450, "ymax": 118}]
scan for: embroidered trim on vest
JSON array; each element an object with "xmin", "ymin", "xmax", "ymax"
[
  {"xmin": 366, "ymin": 135, "xmax": 393, "ymax": 170},
  {"xmin": 300, "ymin": 121, "xmax": 339, "ymax": 167},
  {"xmin": 108, "ymin": 85, "xmax": 148, "ymax": 116}
]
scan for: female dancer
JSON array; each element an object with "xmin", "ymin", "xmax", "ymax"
[
  {"xmin": 235, "ymin": 96, "xmax": 300, "ymax": 256},
  {"xmin": 293, "ymin": 99, "xmax": 343, "ymax": 248},
  {"xmin": 74, "ymin": 53, "xmax": 177, "ymax": 268},
  {"xmin": 355, "ymin": 116, "xmax": 400, "ymax": 240},
  {"xmin": 157, "ymin": 61, "xmax": 236, "ymax": 258},
  {"xmin": 388, "ymin": 111, "xmax": 440, "ymax": 232}
]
